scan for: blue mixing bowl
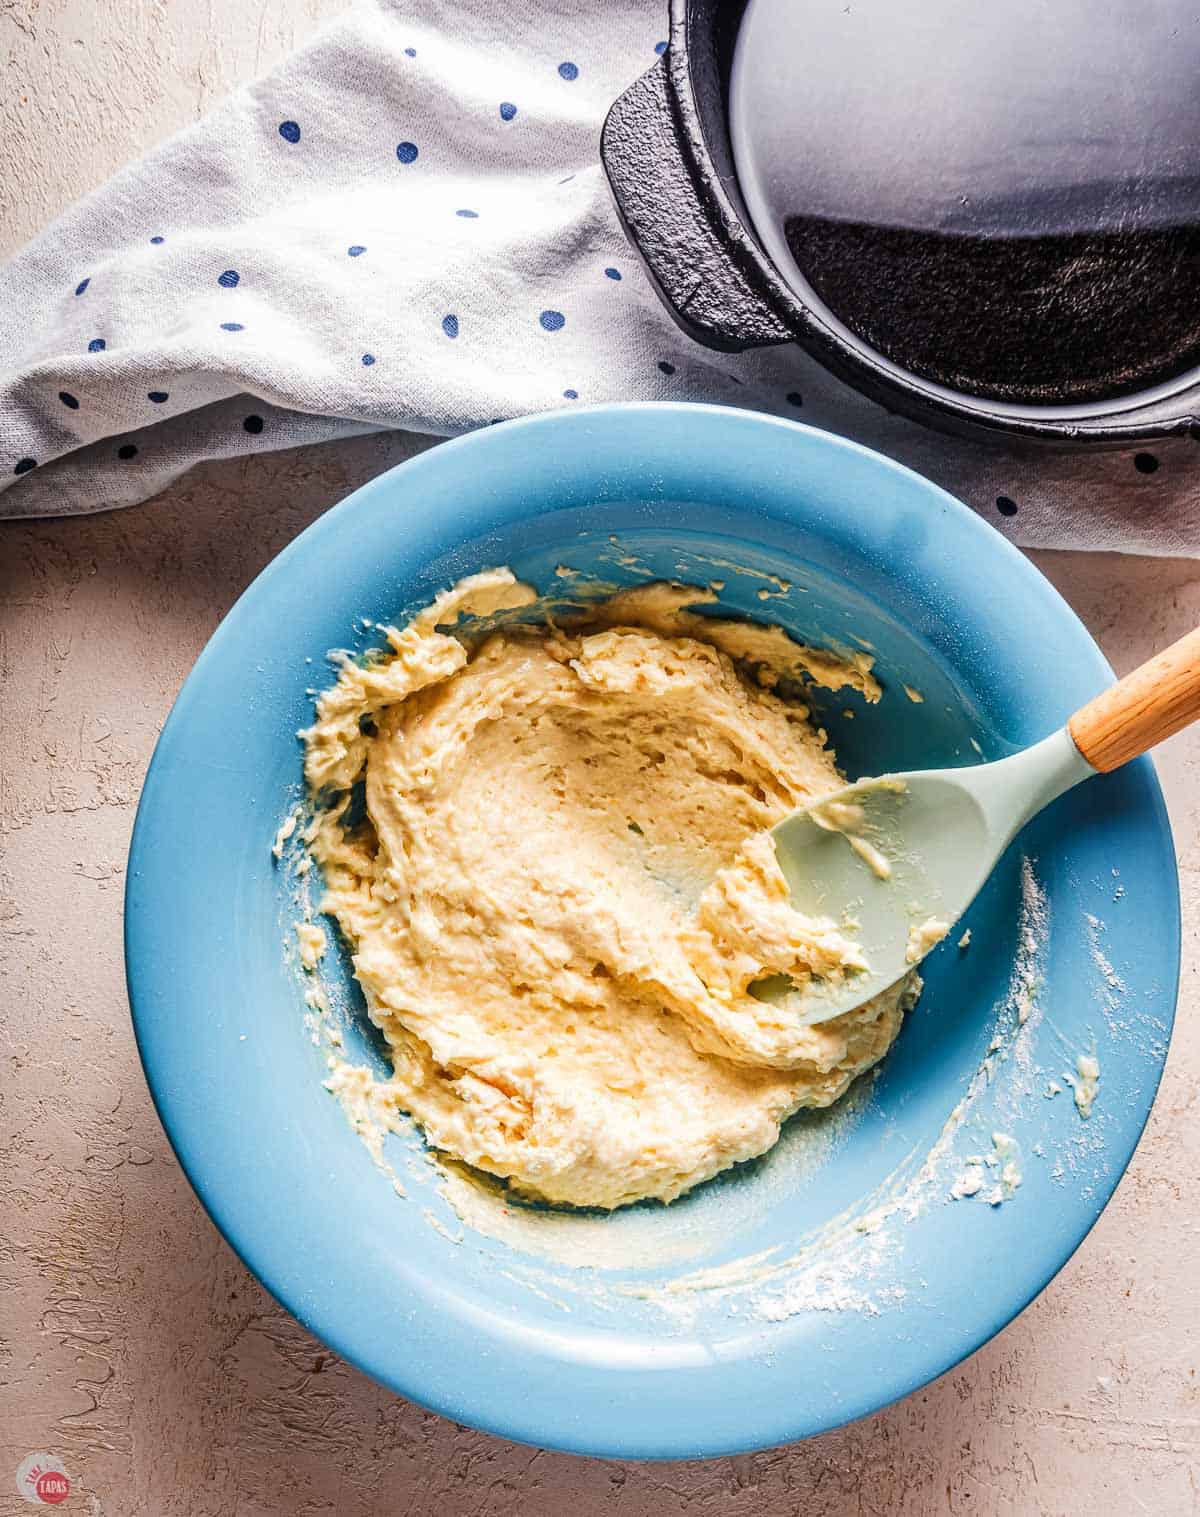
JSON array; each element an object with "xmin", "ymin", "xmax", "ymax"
[{"xmin": 125, "ymin": 404, "xmax": 1178, "ymax": 1458}]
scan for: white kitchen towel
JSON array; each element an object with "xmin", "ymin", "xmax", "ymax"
[{"xmin": 1, "ymin": 0, "xmax": 1198, "ymax": 553}]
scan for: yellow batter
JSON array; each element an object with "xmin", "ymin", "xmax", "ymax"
[{"xmin": 302, "ymin": 571, "xmax": 917, "ymax": 1210}]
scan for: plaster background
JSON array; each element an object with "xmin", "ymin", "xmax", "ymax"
[{"xmin": 2, "ymin": 2, "xmax": 1198, "ymax": 1511}]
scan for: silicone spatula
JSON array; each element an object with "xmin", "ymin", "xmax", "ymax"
[{"xmin": 769, "ymin": 627, "xmax": 1200, "ymax": 1026}]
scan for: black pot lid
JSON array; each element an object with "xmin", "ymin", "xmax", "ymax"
[{"xmin": 730, "ymin": 0, "xmax": 1200, "ymax": 412}]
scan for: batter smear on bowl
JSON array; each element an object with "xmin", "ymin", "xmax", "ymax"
[{"xmin": 301, "ymin": 570, "xmax": 918, "ymax": 1209}]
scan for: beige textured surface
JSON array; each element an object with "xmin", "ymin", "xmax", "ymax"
[{"xmin": 2, "ymin": 2, "xmax": 1199, "ymax": 1512}]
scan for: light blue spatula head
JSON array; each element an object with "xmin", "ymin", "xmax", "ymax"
[{"xmin": 768, "ymin": 727, "xmax": 1096, "ymax": 1025}]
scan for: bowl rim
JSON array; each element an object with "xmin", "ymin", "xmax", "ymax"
[{"xmin": 125, "ymin": 401, "xmax": 1180, "ymax": 1458}]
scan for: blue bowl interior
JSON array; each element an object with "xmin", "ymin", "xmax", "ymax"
[{"xmin": 126, "ymin": 405, "xmax": 1178, "ymax": 1459}]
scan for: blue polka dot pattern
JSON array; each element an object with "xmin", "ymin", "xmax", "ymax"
[
  {"xmin": 456, "ymin": 209, "xmax": 479, "ymax": 218},
  {"xmin": 75, "ymin": 278, "xmax": 90, "ymax": 296},
  {"xmin": 13, "ymin": 458, "xmax": 36, "ymax": 475},
  {"xmin": 218, "ymin": 269, "xmax": 240, "ymax": 288},
  {"xmin": 558, "ymin": 61, "xmax": 579, "ymax": 80},
  {"xmin": 500, "ymin": 101, "xmax": 518, "ymax": 121},
  {"xmin": 404, "ymin": 46, "xmax": 416, "ymax": 57},
  {"xmin": 604, "ymin": 267, "xmax": 622, "ymax": 280},
  {"xmin": 396, "ymin": 141, "xmax": 419, "ymax": 164},
  {"xmin": 278, "ymin": 120, "xmax": 301, "ymax": 143},
  {"xmin": 88, "ymin": 338, "xmax": 106, "ymax": 352},
  {"xmin": 655, "ymin": 40, "xmax": 668, "ymax": 54},
  {"xmin": 658, "ymin": 360, "xmax": 675, "ymax": 375},
  {"xmin": 117, "ymin": 444, "xmax": 138, "ymax": 460},
  {"xmin": 148, "ymin": 391, "xmax": 169, "ymax": 403},
  {"xmin": 58, "ymin": 391, "xmax": 79, "ymax": 409},
  {"xmin": 347, "ymin": 245, "xmax": 366, "ymax": 257},
  {"xmin": 539, "ymin": 310, "xmax": 566, "ymax": 332},
  {"xmin": 361, "ymin": 353, "xmax": 376, "ymax": 366},
  {"xmin": 442, "ymin": 314, "xmax": 460, "ymax": 339},
  {"xmin": 220, "ymin": 322, "xmax": 244, "ymax": 332},
  {"xmin": 563, "ymin": 389, "xmax": 578, "ymax": 399},
  {"xmin": 150, "ymin": 235, "xmax": 165, "ymax": 245}
]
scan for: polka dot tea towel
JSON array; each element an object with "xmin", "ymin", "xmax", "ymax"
[{"xmin": 1, "ymin": 0, "xmax": 1197, "ymax": 553}]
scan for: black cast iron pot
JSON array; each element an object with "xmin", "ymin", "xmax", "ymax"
[{"xmin": 601, "ymin": 0, "xmax": 1200, "ymax": 445}]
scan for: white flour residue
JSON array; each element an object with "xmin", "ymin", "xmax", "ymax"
[
  {"xmin": 1079, "ymin": 907, "xmax": 1164, "ymax": 1069},
  {"xmin": 754, "ymin": 1266, "xmax": 896, "ymax": 1320},
  {"xmin": 1086, "ymin": 912, "xmax": 1127, "ymax": 998},
  {"xmin": 940, "ymin": 859, "xmax": 1046, "ymax": 1217},
  {"xmin": 986, "ymin": 858, "xmax": 1049, "ymax": 1128},
  {"xmin": 635, "ymin": 1189, "xmax": 907, "ymax": 1322}
]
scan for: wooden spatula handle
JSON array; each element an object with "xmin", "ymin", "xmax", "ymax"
[{"xmin": 1068, "ymin": 626, "xmax": 1200, "ymax": 772}]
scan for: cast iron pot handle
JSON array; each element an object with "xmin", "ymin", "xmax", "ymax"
[{"xmin": 601, "ymin": 57, "xmax": 791, "ymax": 353}]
